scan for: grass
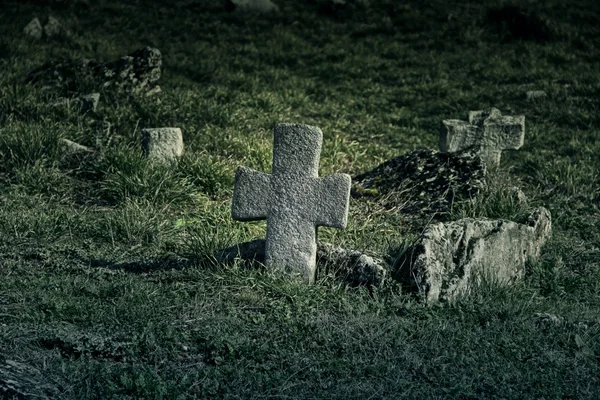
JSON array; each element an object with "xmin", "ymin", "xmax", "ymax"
[{"xmin": 0, "ymin": 0, "xmax": 599, "ymax": 398}]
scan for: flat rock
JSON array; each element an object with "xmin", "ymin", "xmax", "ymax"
[
  {"xmin": 24, "ymin": 18, "xmax": 43, "ymax": 39},
  {"xmin": 397, "ymin": 207, "xmax": 551, "ymax": 303},
  {"xmin": 218, "ymin": 239, "xmax": 386, "ymax": 287},
  {"xmin": 526, "ymin": 90, "xmax": 547, "ymax": 102},
  {"xmin": 352, "ymin": 149, "xmax": 486, "ymax": 215},
  {"xmin": 26, "ymin": 46, "xmax": 162, "ymax": 96},
  {"xmin": 59, "ymin": 138, "xmax": 94, "ymax": 155},
  {"xmin": 227, "ymin": 0, "xmax": 279, "ymax": 13},
  {"xmin": 141, "ymin": 127, "xmax": 184, "ymax": 163}
]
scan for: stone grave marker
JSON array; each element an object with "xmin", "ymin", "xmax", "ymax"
[
  {"xmin": 141, "ymin": 128, "xmax": 183, "ymax": 163},
  {"xmin": 440, "ymin": 107, "xmax": 525, "ymax": 166},
  {"xmin": 232, "ymin": 123, "xmax": 351, "ymax": 283}
]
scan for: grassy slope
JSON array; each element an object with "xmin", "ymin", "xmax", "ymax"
[{"xmin": 0, "ymin": 0, "xmax": 599, "ymax": 398}]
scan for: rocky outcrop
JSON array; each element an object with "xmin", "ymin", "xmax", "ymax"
[
  {"xmin": 396, "ymin": 207, "xmax": 551, "ymax": 302},
  {"xmin": 352, "ymin": 149, "xmax": 486, "ymax": 215},
  {"xmin": 26, "ymin": 47, "xmax": 162, "ymax": 96}
]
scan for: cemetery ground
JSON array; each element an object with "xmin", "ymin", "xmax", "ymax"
[{"xmin": 0, "ymin": 0, "xmax": 599, "ymax": 398}]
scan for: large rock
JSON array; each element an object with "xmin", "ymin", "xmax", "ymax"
[
  {"xmin": 218, "ymin": 239, "xmax": 386, "ymax": 287},
  {"xmin": 26, "ymin": 46, "xmax": 162, "ymax": 96},
  {"xmin": 397, "ymin": 207, "xmax": 551, "ymax": 303},
  {"xmin": 352, "ymin": 149, "xmax": 486, "ymax": 215}
]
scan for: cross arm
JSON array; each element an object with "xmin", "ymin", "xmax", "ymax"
[
  {"xmin": 314, "ymin": 173, "xmax": 351, "ymax": 228},
  {"xmin": 232, "ymin": 166, "xmax": 271, "ymax": 221}
]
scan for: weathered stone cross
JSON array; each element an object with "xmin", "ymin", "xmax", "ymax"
[
  {"xmin": 232, "ymin": 123, "xmax": 351, "ymax": 283},
  {"xmin": 440, "ymin": 108, "xmax": 525, "ymax": 165}
]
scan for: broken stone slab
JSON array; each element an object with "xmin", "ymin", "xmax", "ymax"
[
  {"xmin": 141, "ymin": 127, "xmax": 184, "ymax": 163},
  {"xmin": 352, "ymin": 149, "xmax": 486, "ymax": 215},
  {"xmin": 397, "ymin": 207, "xmax": 551, "ymax": 303},
  {"xmin": 218, "ymin": 239, "xmax": 386, "ymax": 287},
  {"xmin": 24, "ymin": 18, "xmax": 43, "ymax": 39},
  {"xmin": 232, "ymin": 123, "xmax": 351, "ymax": 283},
  {"xmin": 226, "ymin": 0, "xmax": 280, "ymax": 13},
  {"xmin": 440, "ymin": 108, "xmax": 525, "ymax": 166},
  {"xmin": 26, "ymin": 46, "xmax": 162, "ymax": 96},
  {"xmin": 526, "ymin": 90, "xmax": 547, "ymax": 102},
  {"xmin": 59, "ymin": 138, "xmax": 94, "ymax": 155}
]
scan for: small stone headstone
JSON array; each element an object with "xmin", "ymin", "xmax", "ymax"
[
  {"xmin": 526, "ymin": 90, "xmax": 547, "ymax": 102},
  {"xmin": 24, "ymin": 18, "xmax": 43, "ymax": 39},
  {"xmin": 231, "ymin": 123, "xmax": 351, "ymax": 283},
  {"xmin": 44, "ymin": 16, "xmax": 63, "ymax": 37},
  {"xmin": 440, "ymin": 107, "xmax": 525, "ymax": 166},
  {"xmin": 141, "ymin": 127, "xmax": 184, "ymax": 163}
]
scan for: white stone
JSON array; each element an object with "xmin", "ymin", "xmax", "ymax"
[
  {"xmin": 232, "ymin": 123, "xmax": 351, "ymax": 283},
  {"xmin": 141, "ymin": 128, "xmax": 184, "ymax": 163}
]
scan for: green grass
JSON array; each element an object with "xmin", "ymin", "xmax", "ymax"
[{"xmin": 0, "ymin": 0, "xmax": 599, "ymax": 398}]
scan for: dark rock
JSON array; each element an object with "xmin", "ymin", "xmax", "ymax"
[
  {"xmin": 352, "ymin": 149, "xmax": 486, "ymax": 215},
  {"xmin": 26, "ymin": 46, "xmax": 162, "ymax": 96}
]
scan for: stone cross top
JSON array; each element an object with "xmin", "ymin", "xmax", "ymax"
[
  {"xmin": 440, "ymin": 108, "xmax": 525, "ymax": 165},
  {"xmin": 232, "ymin": 123, "xmax": 351, "ymax": 283}
]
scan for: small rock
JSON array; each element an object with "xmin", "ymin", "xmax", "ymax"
[
  {"xmin": 141, "ymin": 127, "xmax": 184, "ymax": 163},
  {"xmin": 510, "ymin": 186, "xmax": 527, "ymax": 204},
  {"xmin": 218, "ymin": 239, "xmax": 386, "ymax": 287},
  {"xmin": 227, "ymin": 0, "xmax": 279, "ymax": 13},
  {"xmin": 59, "ymin": 138, "xmax": 94, "ymax": 155},
  {"xmin": 24, "ymin": 18, "xmax": 43, "ymax": 39},
  {"xmin": 79, "ymin": 93, "xmax": 100, "ymax": 112},
  {"xmin": 534, "ymin": 313, "xmax": 565, "ymax": 327},
  {"xmin": 44, "ymin": 16, "xmax": 63, "ymax": 37},
  {"xmin": 397, "ymin": 207, "xmax": 552, "ymax": 303},
  {"xmin": 526, "ymin": 90, "xmax": 547, "ymax": 102}
]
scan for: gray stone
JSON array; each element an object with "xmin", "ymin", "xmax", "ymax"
[
  {"xmin": 26, "ymin": 47, "xmax": 162, "ymax": 96},
  {"xmin": 218, "ymin": 239, "xmax": 385, "ymax": 287},
  {"xmin": 352, "ymin": 149, "xmax": 486, "ymax": 215},
  {"xmin": 24, "ymin": 18, "xmax": 43, "ymax": 39},
  {"xmin": 232, "ymin": 123, "xmax": 351, "ymax": 283},
  {"xmin": 44, "ymin": 16, "xmax": 63, "ymax": 37},
  {"xmin": 440, "ymin": 108, "xmax": 525, "ymax": 166},
  {"xmin": 228, "ymin": 0, "xmax": 279, "ymax": 13},
  {"xmin": 141, "ymin": 128, "xmax": 184, "ymax": 163},
  {"xmin": 0, "ymin": 359, "xmax": 58, "ymax": 399},
  {"xmin": 399, "ymin": 207, "xmax": 551, "ymax": 303},
  {"xmin": 59, "ymin": 138, "xmax": 94, "ymax": 155},
  {"xmin": 526, "ymin": 90, "xmax": 547, "ymax": 102}
]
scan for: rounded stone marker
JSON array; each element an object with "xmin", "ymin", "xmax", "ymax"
[{"xmin": 141, "ymin": 127, "xmax": 184, "ymax": 163}]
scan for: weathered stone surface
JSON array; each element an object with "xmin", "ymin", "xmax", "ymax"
[
  {"xmin": 44, "ymin": 16, "xmax": 63, "ymax": 37},
  {"xmin": 440, "ymin": 108, "xmax": 525, "ymax": 166},
  {"xmin": 24, "ymin": 18, "xmax": 43, "ymax": 39},
  {"xmin": 227, "ymin": 0, "xmax": 279, "ymax": 13},
  {"xmin": 53, "ymin": 92, "xmax": 100, "ymax": 113},
  {"xmin": 0, "ymin": 359, "xmax": 58, "ymax": 399},
  {"xmin": 141, "ymin": 128, "xmax": 184, "ymax": 163},
  {"xmin": 26, "ymin": 46, "xmax": 162, "ymax": 96},
  {"xmin": 59, "ymin": 138, "xmax": 94, "ymax": 154},
  {"xmin": 218, "ymin": 239, "xmax": 385, "ymax": 287},
  {"xmin": 232, "ymin": 123, "xmax": 351, "ymax": 283},
  {"xmin": 526, "ymin": 90, "xmax": 547, "ymax": 102},
  {"xmin": 352, "ymin": 149, "xmax": 486, "ymax": 215},
  {"xmin": 398, "ymin": 207, "xmax": 551, "ymax": 303}
]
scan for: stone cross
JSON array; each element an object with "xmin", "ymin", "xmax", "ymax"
[
  {"xmin": 440, "ymin": 108, "xmax": 525, "ymax": 165},
  {"xmin": 232, "ymin": 123, "xmax": 351, "ymax": 283}
]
